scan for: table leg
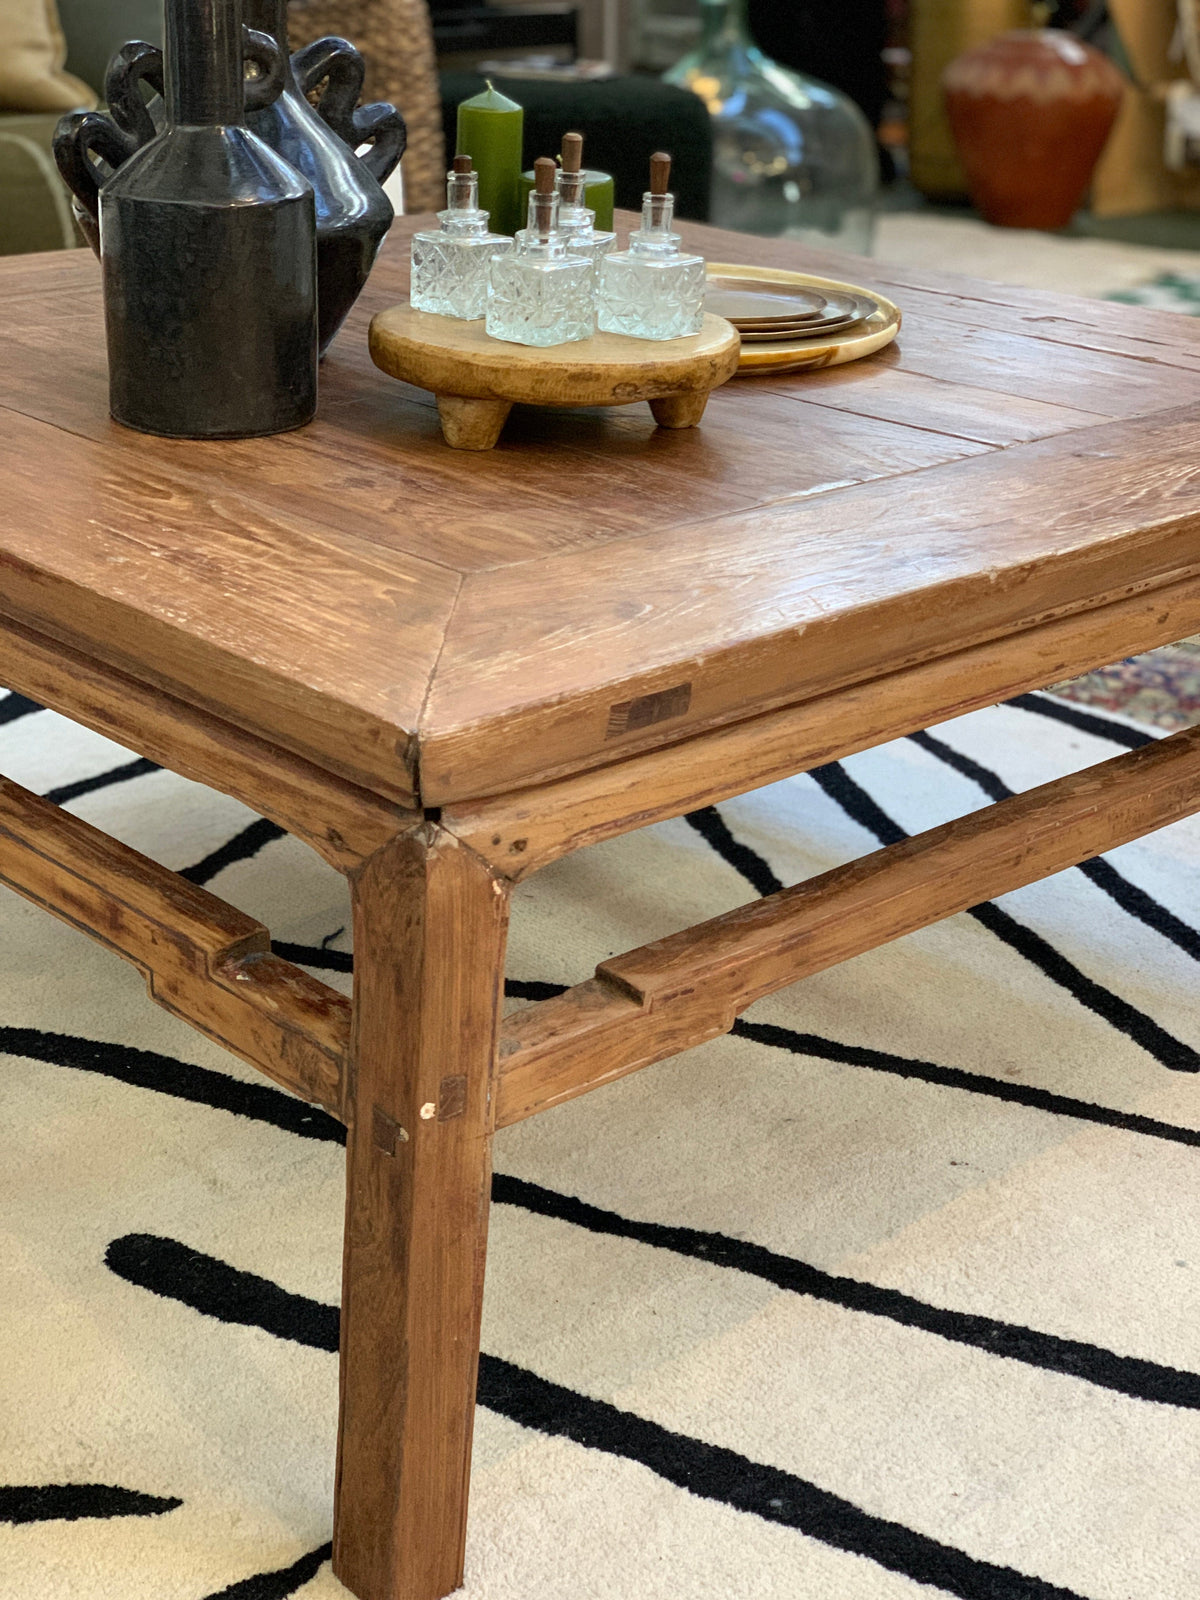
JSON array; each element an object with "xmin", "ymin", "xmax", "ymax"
[{"xmin": 333, "ymin": 825, "xmax": 510, "ymax": 1600}]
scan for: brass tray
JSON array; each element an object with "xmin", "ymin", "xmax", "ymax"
[{"xmin": 707, "ymin": 263, "xmax": 902, "ymax": 376}]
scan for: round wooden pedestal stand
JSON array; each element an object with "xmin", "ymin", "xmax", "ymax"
[{"xmin": 368, "ymin": 306, "xmax": 742, "ymax": 450}]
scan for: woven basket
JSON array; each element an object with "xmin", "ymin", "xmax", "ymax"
[{"xmin": 287, "ymin": 0, "xmax": 446, "ymax": 211}]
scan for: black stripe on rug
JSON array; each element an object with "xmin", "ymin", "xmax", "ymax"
[
  {"xmin": 807, "ymin": 761, "xmax": 1200, "ymax": 1073},
  {"xmin": 14, "ymin": 1014, "xmax": 1195, "ymax": 1412},
  {"xmin": 0, "ymin": 1484, "xmax": 181, "ymax": 1524},
  {"xmin": 478, "ymin": 1355, "xmax": 1088, "ymax": 1600},
  {"xmin": 685, "ymin": 806, "xmax": 784, "ymax": 896},
  {"xmin": 44, "ymin": 757, "xmax": 161, "ymax": 808},
  {"xmin": 0, "ymin": 1026, "xmax": 345, "ymax": 1144},
  {"xmin": 909, "ymin": 728, "xmax": 1200, "ymax": 964},
  {"xmin": 271, "ymin": 941, "xmax": 352, "ymax": 975},
  {"xmin": 104, "ymin": 1234, "xmax": 1090, "ymax": 1600},
  {"xmin": 0, "ymin": 692, "xmax": 42, "ymax": 726},
  {"xmin": 491, "ymin": 1174, "xmax": 1200, "ymax": 1412},
  {"xmin": 1007, "ymin": 693, "xmax": 1156, "ymax": 751},
  {"xmin": 732, "ymin": 1018, "xmax": 1200, "ymax": 1149},
  {"xmin": 273, "ymin": 946, "xmax": 565, "ymax": 1011},
  {"xmin": 201, "ymin": 1542, "xmax": 332, "ymax": 1600},
  {"xmin": 180, "ymin": 819, "xmax": 287, "ymax": 887},
  {"xmin": 14, "ymin": 982, "xmax": 1198, "ymax": 1162}
]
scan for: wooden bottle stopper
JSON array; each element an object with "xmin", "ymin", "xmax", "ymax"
[
  {"xmin": 534, "ymin": 156, "xmax": 557, "ymax": 194},
  {"xmin": 452, "ymin": 154, "xmax": 472, "ymax": 175},
  {"xmin": 561, "ymin": 132, "xmax": 584, "ymax": 174},
  {"xmin": 650, "ymin": 151, "xmax": 672, "ymax": 195}
]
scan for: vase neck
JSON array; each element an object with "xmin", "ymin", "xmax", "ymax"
[
  {"xmin": 164, "ymin": 0, "xmax": 246, "ymax": 125},
  {"xmin": 698, "ymin": 0, "xmax": 752, "ymax": 49}
]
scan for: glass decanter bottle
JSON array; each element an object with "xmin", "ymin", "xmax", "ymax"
[
  {"xmin": 555, "ymin": 131, "xmax": 616, "ymax": 270},
  {"xmin": 596, "ymin": 153, "xmax": 705, "ymax": 342},
  {"xmin": 486, "ymin": 156, "xmax": 594, "ymax": 347},
  {"xmin": 664, "ymin": 0, "xmax": 878, "ymax": 253},
  {"xmin": 411, "ymin": 156, "xmax": 512, "ymax": 320}
]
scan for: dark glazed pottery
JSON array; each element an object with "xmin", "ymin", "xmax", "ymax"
[
  {"xmin": 55, "ymin": 0, "xmax": 318, "ymax": 438},
  {"xmin": 57, "ymin": 2, "xmax": 406, "ymax": 356},
  {"xmin": 246, "ymin": 0, "xmax": 406, "ymax": 353}
]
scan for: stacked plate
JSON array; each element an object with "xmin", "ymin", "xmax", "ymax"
[{"xmin": 704, "ymin": 274, "xmax": 877, "ymax": 343}]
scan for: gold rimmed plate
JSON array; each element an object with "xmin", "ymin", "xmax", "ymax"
[
  {"xmin": 729, "ymin": 291, "xmax": 878, "ymax": 337},
  {"xmin": 704, "ymin": 278, "xmax": 830, "ymax": 324},
  {"xmin": 707, "ymin": 263, "xmax": 901, "ymax": 376}
]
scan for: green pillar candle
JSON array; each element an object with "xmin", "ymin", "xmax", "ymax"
[
  {"xmin": 456, "ymin": 81, "xmax": 524, "ymax": 237},
  {"xmin": 518, "ymin": 168, "xmax": 615, "ymax": 232}
]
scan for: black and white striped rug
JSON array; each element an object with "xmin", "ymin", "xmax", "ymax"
[{"xmin": 2, "ymin": 685, "xmax": 1199, "ymax": 1600}]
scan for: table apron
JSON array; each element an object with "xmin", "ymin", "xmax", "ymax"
[
  {"xmin": 444, "ymin": 572, "xmax": 1200, "ymax": 879},
  {"xmin": 0, "ymin": 613, "xmax": 409, "ymax": 872}
]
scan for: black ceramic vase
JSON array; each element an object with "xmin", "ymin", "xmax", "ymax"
[
  {"xmin": 61, "ymin": 4, "xmax": 406, "ymax": 357},
  {"xmin": 245, "ymin": 0, "xmax": 406, "ymax": 354},
  {"xmin": 54, "ymin": 0, "xmax": 318, "ymax": 439}
]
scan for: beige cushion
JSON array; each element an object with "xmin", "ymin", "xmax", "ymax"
[{"xmin": 0, "ymin": 0, "xmax": 96, "ymax": 113}]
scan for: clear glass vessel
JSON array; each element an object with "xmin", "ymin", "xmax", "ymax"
[
  {"xmin": 664, "ymin": 0, "xmax": 878, "ymax": 252},
  {"xmin": 596, "ymin": 171, "xmax": 705, "ymax": 342},
  {"xmin": 487, "ymin": 163, "xmax": 594, "ymax": 347},
  {"xmin": 555, "ymin": 136, "xmax": 616, "ymax": 273},
  {"xmin": 411, "ymin": 160, "xmax": 512, "ymax": 321}
]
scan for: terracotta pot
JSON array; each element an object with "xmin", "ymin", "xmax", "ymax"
[
  {"xmin": 943, "ymin": 29, "xmax": 1125, "ymax": 228},
  {"xmin": 909, "ymin": 0, "xmax": 1035, "ymax": 199}
]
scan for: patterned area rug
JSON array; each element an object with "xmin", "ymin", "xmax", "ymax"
[
  {"xmin": 1053, "ymin": 640, "xmax": 1200, "ymax": 732},
  {"xmin": 2, "ymin": 686, "xmax": 1199, "ymax": 1599},
  {"xmin": 1107, "ymin": 271, "xmax": 1200, "ymax": 316},
  {"xmin": 1072, "ymin": 277, "xmax": 1200, "ymax": 731}
]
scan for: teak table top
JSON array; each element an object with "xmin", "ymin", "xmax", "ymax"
[{"xmin": 3, "ymin": 215, "xmax": 1200, "ymax": 809}]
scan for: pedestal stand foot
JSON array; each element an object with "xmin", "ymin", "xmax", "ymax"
[
  {"xmin": 649, "ymin": 391, "xmax": 710, "ymax": 429},
  {"xmin": 437, "ymin": 395, "xmax": 512, "ymax": 450}
]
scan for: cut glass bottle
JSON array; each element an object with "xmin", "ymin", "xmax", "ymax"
[
  {"xmin": 411, "ymin": 157, "xmax": 512, "ymax": 321},
  {"xmin": 487, "ymin": 157, "xmax": 594, "ymax": 347},
  {"xmin": 596, "ymin": 154, "xmax": 705, "ymax": 342},
  {"xmin": 556, "ymin": 130, "xmax": 615, "ymax": 274}
]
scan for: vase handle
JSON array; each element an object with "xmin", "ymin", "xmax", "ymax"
[
  {"xmin": 350, "ymin": 101, "xmax": 407, "ymax": 185},
  {"xmin": 104, "ymin": 41, "xmax": 164, "ymax": 150},
  {"xmin": 292, "ymin": 35, "xmax": 407, "ymax": 184},
  {"xmin": 52, "ymin": 110, "xmax": 136, "ymax": 222},
  {"xmin": 242, "ymin": 25, "xmax": 287, "ymax": 114},
  {"xmin": 292, "ymin": 36, "xmax": 365, "ymax": 142}
]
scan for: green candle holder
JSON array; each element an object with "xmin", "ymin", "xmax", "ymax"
[{"xmin": 518, "ymin": 168, "xmax": 615, "ymax": 233}]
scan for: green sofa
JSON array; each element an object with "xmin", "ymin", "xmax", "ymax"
[{"xmin": 0, "ymin": 0, "xmax": 162, "ymax": 254}]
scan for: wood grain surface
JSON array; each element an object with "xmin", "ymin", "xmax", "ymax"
[
  {"xmin": 4, "ymin": 215, "xmax": 1200, "ymax": 806},
  {"xmin": 335, "ymin": 828, "xmax": 508, "ymax": 1600}
]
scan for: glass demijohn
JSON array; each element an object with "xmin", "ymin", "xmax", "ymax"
[
  {"xmin": 487, "ymin": 156, "xmax": 594, "ymax": 347},
  {"xmin": 596, "ymin": 152, "xmax": 705, "ymax": 342},
  {"xmin": 411, "ymin": 157, "xmax": 512, "ymax": 321},
  {"xmin": 664, "ymin": 0, "xmax": 878, "ymax": 252}
]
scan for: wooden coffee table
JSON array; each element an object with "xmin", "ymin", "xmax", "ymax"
[{"xmin": 2, "ymin": 216, "xmax": 1200, "ymax": 1600}]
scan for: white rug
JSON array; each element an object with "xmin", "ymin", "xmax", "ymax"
[{"xmin": 2, "ymin": 686, "xmax": 1199, "ymax": 1600}]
